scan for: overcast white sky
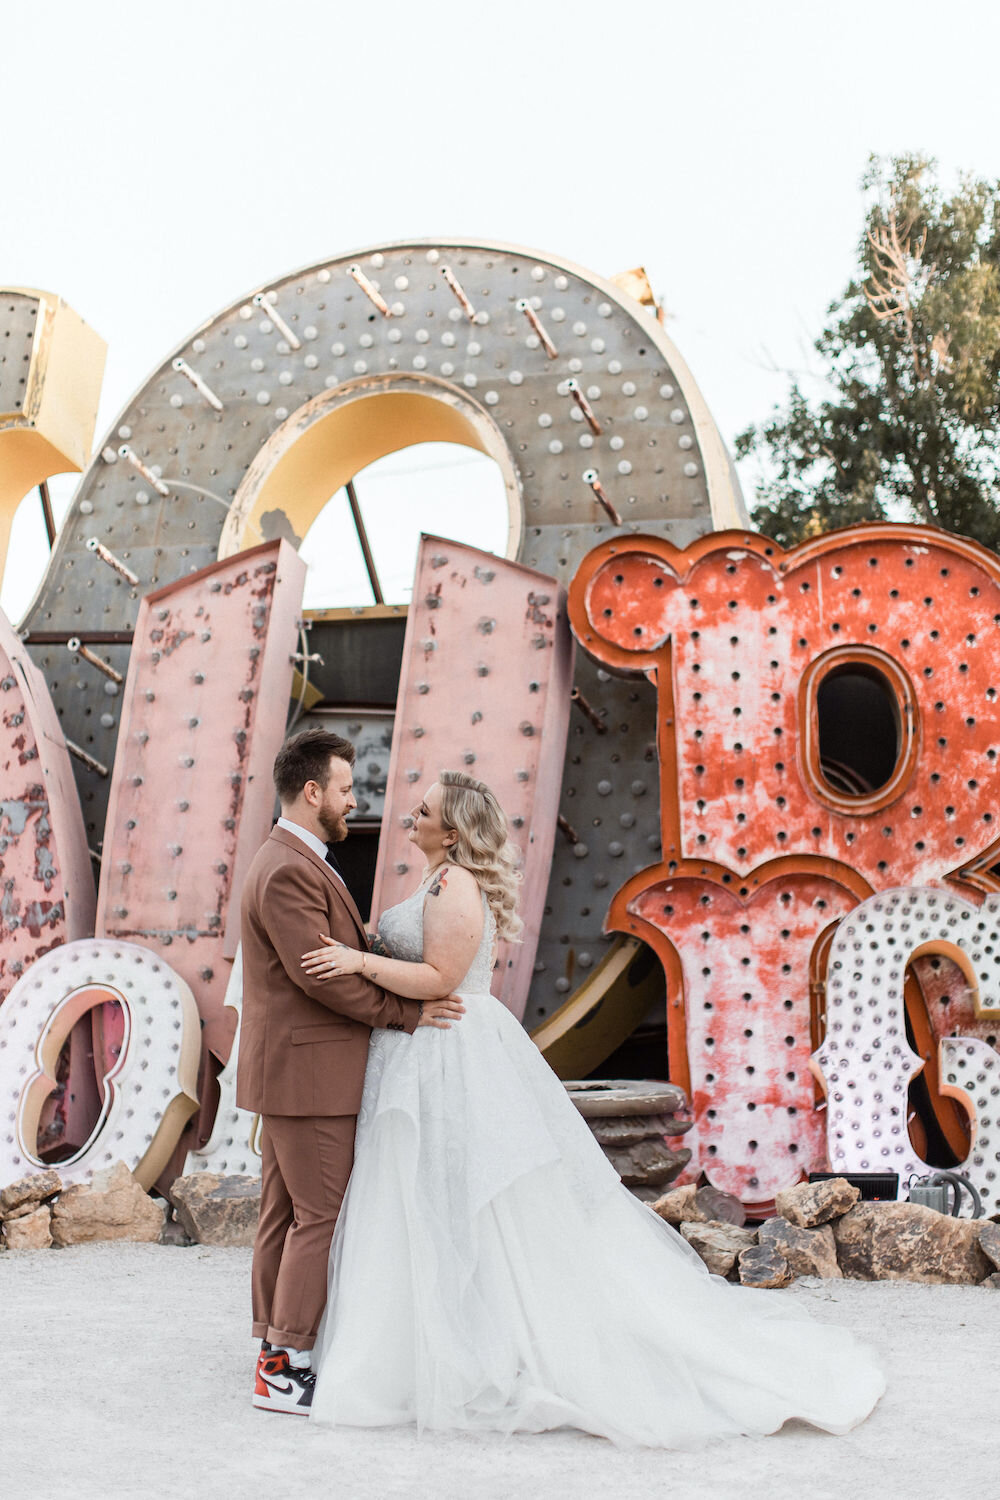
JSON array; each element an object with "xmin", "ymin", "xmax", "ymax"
[{"xmin": 4, "ymin": 0, "xmax": 1000, "ymax": 617}]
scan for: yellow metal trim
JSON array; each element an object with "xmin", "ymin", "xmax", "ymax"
[
  {"xmin": 219, "ymin": 378, "xmax": 521, "ymax": 563},
  {"xmin": 303, "ymin": 604, "xmax": 409, "ymax": 622},
  {"xmin": 288, "ymin": 667, "xmax": 324, "ymax": 711},
  {"xmin": 0, "ymin": 288, "xmax": 106, "ymax": 590},
  {"xmin": 530, "ymin": 936, "xmax": 663, "ymax": 1080}
]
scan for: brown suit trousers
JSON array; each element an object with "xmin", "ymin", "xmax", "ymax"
[{"xmin": 238, "ymin": 827, "xmax": 420, "ymax": 1349}]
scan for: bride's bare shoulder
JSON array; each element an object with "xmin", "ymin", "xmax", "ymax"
[{"xmin": 425, "ymin": 863, "xmax": 480, "ymax": 904}]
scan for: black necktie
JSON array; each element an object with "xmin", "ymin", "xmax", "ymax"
[{"xmin": 325, "ymin": 842, "xmax": 344, "ymax": 878}]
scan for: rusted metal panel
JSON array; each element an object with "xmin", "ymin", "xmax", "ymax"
[
  {"xmin": 0, "ymin": 607, "xmax": 95, "ymax": 999},
  {"xmin": 570, "ymin": 524, "xmax": 1000, "ymax": 1205},
  {"xmin": 94, "ymin": 540, "xmax": 305, "ymax": 1060},
  {"xmin": 622, "ymin": 866, "xmax": 862, "ymax": 1205},
  {"xmin": 34, "ymin": 999, "xmax": 127, "ymax": 1162},
  {"xmin": 572, "ymin": 526, "xmax": 1000, "ymax": 890},
  {"xmin": 371, "ymin": 536, "xmax": 574, "ymax": 1019}
]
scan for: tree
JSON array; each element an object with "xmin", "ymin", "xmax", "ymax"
[{"xmin": 737, "ymin": 155, "xmax": 1000, "ymax": 550}]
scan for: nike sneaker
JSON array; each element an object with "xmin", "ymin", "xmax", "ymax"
[{"xmin": 253, "ymin": 1347, "xmax": 316, "ymax": 1415}]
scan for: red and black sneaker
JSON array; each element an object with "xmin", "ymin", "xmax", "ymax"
[{"xmin": 253, "ymin": 1347, "xmax": 316, "ymax": 1415}]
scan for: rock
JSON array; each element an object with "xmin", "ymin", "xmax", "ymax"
[
  {"xmin": 159, "ymin": 1213, "xmax": 195, "ymax": 1248},
  {"xmin": 774, "ymin": 1176, "xmax": 860, "ymax": 1228},
  {"xmin": 588, "ymin": 1112, "xmax": 692, "ymax": 1147},
  {"xmin": 982, "ymin": 1272, "xmax": 1000, "ymax": 1290},
  {"xmin": 564, "ymin": 1079, "xmax": 688, "ymax": 1118},
  {"xmin": 758, "ymin": 1217, "xmax": 841, "ymax": 1279},
  {"xmin": 630, "ymin": 1185, "xmax": 665, "ymax": 1204},
  {"xmin": 652, "ymin": 1184, "xmax": 703, "ymax": 1226},
  {"xmin": 680, "ymin": 1220, "xmax": 757, "ymax": 1277},
  {"xmin": 694, "ymin": 1185, "xmax": 746, "ymax": 1227},
  {"xmin": 170, "ymin": 1173, "xmax": 260, "ymax": 1247},
  {"xmin": 738, "ymin": 1243, "xmax": 793, "ymax": 1288},
  {"xmin": 50, "ymin": 1162, "xmax": 165, "ymax": 1246},
  {"xmin": 2, "ymin": 1205, "xmax": 52, "ymax": 1250},
  {"xmin": 0, "ymin": 1169, "xmax": 63, "ymax": 1219},
  {"xmin": 652, "ymin": 1183, "xmax": 744, "ymax": 1226},
  {"xmin": 834, "ymin": 1202, "xmax": 993, "ymax": 1284},
  {"xmin": 978, "ymin": 1220, "xmax": 1000, "ymax": 1271},
  {"xmin": 604, "ymin": 1139, "xmax": 691, "ymax": 1188}
]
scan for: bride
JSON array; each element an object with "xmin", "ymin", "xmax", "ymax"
[{"xmin": 300, "ymin": 770, "xmax": 884, "ymax": 1446}]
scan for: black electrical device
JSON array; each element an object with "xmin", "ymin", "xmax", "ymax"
[{"xmin": 808, "ymin": 1171, "xmax": 899, "ymax": 1202}]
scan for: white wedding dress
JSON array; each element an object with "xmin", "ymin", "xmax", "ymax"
[{"xmin": 310, "ymin": 887, "xmax": 884, "ymax": 1446}]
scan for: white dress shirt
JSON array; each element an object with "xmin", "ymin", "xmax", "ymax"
[{"xmin": 276, "ymin": 816, "xmax": 346, "ymax": 887}]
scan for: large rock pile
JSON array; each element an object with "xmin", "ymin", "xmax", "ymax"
[
  {"xmin": 654, "ymin": 1176, "xmax": 1000, "ymax": 1287},
  {"xmin": 0, "ymin": 1169, "xmax": 62, "ymax": 1249},
  {"xmin": 0, "ymin": 1162, "xmax": 260, "ymax": 1250},
  {"xmin": 0, "ymin": 1163, "xmax": 165, "ymax": 1249}
]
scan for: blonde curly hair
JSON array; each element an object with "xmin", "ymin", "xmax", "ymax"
[{"xmin": 437, "ymin": 770, "xmax": 523, "ymax": 942}]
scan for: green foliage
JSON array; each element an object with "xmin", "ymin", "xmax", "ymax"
[{"xmin": 737, "ymin": 155, "xmax": 1000, "ymax": 550}]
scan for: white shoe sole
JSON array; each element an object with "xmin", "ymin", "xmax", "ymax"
[{"xmin": 252, "ymin": 1392, "xmax": 311, "ymax": 1415}]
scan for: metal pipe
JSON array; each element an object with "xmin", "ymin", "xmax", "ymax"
[
  {"xmin": 65, "ymin": 739, "xmax": 109, "ymax": 777},
  {"xmin": 566, "ymin": 379, "xmax": 602, "ymax": 435},
  {"xmin": 348, "ymin": 265, "xmax": 391, "ymax": 317},
  {"xmin": 21, "ymin": 629, "xmax": 134, "ymax": 645},
  {"xmin": 172, "ymin": 358, "xmax": 224, "ymax": 411},
  {"xmin": 252, "ymin": 294, "xmax": 302, "ymax": 349},
  {"xmin": 86, "ymin": 537, "xmax": 140, "ymax": 587},
  {"xmin": 516, "ymin": 300, "xmax": 558, "ymax": 358},
  {"xmin": 345, "ymin": 480, "xmax": 385, "ymax": 604},
  {"xmin": 38, "ymin": 481, "xmax": 56, "ymax": 548},
  {"xmin": 441, "ymin": 265, "xmax": 477, "ymax": 322},
  {"xmin": 67, "ymin": 638, "xmax": 124, "ymax": 684},
  {"xmin": 557, "ymin": 813, "xmax": 580, "ymax": 845},
  {"xmin": 118, "ymin": 445, "xmax": 170, "ymax": 497},
  {"xmin": 582, "ymin": 469, "xmax": 622, "ymax": 526},
  {"xmin": 571, "ymin": 686, "xmax": 608, "ymax": 733},
  {"xmin": 287, "ymin": 624, "xmax": 317, "ymax": 734}
]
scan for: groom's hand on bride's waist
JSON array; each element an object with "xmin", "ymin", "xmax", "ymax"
[{"xmin": 417, "ymin": 996, "xmax": 465, "ymax": 1029}]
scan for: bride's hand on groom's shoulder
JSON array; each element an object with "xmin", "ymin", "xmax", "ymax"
[
  {"xmin": 417, "ymin": 995, "xmax": 466, "ymax": 1029},
  {"xmin": 301, "ymin": 934, "xmax": 363, "ymax": 978}
]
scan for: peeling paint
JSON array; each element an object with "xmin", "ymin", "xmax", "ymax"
[
  {"xmin": 0, "ymin": 609, "xmax": 94, "ymax": 1002},
  {"xmin": 571, "ymin": 525, "xmax": 1000, "ymax": 1207},
  {"xmin": 372, "ymin": 536, "xmax": 574, "ymax": 1021},
  {"xmin": 94, "ymin": 540, "xmax": 305, "ymax": 1071}
]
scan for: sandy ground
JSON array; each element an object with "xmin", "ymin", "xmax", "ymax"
[{"xmin": 2, "ymin": 1244, "xmax": 997, "ymax": 1500}]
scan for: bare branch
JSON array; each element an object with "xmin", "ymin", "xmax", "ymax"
[{"xmin": 862, "ymin": 202, "xmax": 930, "ymax": 381}]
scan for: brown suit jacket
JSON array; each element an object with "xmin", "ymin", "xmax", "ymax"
[{"xmin": 236, "ymin": 826, "xmax": 420, "ymax": 1116}]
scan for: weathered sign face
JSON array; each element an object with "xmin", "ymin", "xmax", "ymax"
[{"xmin": 570, "ymin": 526, "xmax": 1000, "ymax": 1209}]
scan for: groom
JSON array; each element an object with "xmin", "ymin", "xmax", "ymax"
[{"xmin": 237, "ymin": 727, "xmax": 464, "ymax": 1415}]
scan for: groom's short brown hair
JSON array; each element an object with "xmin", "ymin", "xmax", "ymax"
[{"xmin": 273, "ymin": 727, "xmax": 356, "ymax": 804}]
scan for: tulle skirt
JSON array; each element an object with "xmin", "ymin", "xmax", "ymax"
[{"xmin": 310, "ymin": 993, "xmax": 884, "ymax": 1446}]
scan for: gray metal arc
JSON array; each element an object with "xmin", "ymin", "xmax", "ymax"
[
  {"xmin": 16, "ymin": 239, "xmax": 743, "ymax": 1029},
  {"xmin": 27, "ymin": 238, "xmax": 744, "ymax": 631}
]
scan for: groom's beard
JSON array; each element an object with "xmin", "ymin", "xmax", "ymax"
[{"xmin": 318, "ymin": 808, "xmax": 348, "ymax": 843}]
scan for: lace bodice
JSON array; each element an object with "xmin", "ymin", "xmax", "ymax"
[{"xmin": 377, "ymin": 881, "xmax": 496, "ymax": 995}]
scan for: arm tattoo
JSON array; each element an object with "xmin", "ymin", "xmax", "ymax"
[{"xmin": 427, "ymin": 866, "xmax": 450, "ymax": 898}]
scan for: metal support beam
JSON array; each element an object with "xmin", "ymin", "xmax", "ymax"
[
  {"xmin": 38, "ymin": 481, "xmax": 56, "ymax": 548},
  {"xmin": 345, "ymin": 479, "xmax": 384, "ymax": 605}
]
